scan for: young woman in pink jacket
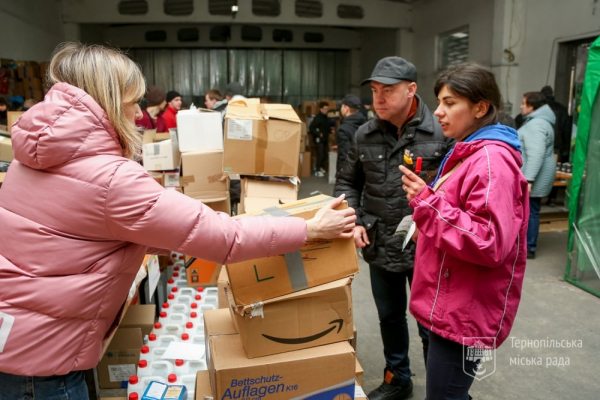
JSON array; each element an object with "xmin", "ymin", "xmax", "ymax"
[
  {"xmin": 400, "ymin": 64, "xmax": 529, "ymax": 400},
  {"xmin": 0, "ymin": 43, "xmax": 356, "ymax": 399}
]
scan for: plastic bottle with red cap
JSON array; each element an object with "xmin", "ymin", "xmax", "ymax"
[
  {"xmin": 139, "ymin": 345, "xmax": 151, "ymax": 363},
  {"xmin": 126, "ymin": 375, "xmax": 142, "ymax": 399}
]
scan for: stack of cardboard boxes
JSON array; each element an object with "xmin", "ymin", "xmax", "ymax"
[
  {"xmin": 203, "ymin": 194, "xmax": 366, "ymax": 399},
  {"xmin": 223, "ymin": 99, "xmax": 302, "ymax": 214}
]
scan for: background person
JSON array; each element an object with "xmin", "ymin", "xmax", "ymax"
[
  {"xmin": 518, "ymin": 91, "xmax": 556, "ymax": 259},
  {"xmin": 309, "ymin": 101, "xmax": 331, "ymax": 177},
  {"xmin": 205, "ymin": 88, "xmax": 227, "ymax": 111},
  {"xmin": 335, "ymin": 94, "xmax": 366, "ymax": 174},
  {"xmin": 136, "ymin": 86, "xmax": 167, "ymax": 132},
  {"xmin": 0, "ymin": 42, "xmax": 356, "ymax": 399},
  {"xmin": 163, "ymin": 90, "xmax": 182, "ymax": 129},
  {"xmin": 401, "ymin": 63, "xmax": 528, "ymax": 400}
]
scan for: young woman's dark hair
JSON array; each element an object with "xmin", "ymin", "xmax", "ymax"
[
  {"xmin": 434, "ymin": 62, "xmax": 503, "ymax": 130},
  {"xmin": 523, "ymin": 91, "xmax": 547, "ymax": 110}
]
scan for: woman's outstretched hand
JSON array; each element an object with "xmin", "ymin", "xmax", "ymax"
[{"xmin": 306, "ymin": 194, "xmax": 356, "ymax": 240}]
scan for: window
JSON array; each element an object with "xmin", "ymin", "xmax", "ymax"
[
  {"xmin": 118, "ymin": 0, "xmax": 148, "ymax": 15},
  {"xmin": 210, "ymin": 26, "xmax": 231, "ymax": 42},
  {"xmin": 241, "ymin": 26, "xmax": 262, "ymax": 42},
  {"xmin": 145, "ymin": 30, "xmax": 167, "ymax": 42},
  {"xmin": 209, "ymin": 0, "xmax": 236, "ymax": 16},
  {"xmin": 295, "ymin": 0, "xmax": 322, "ymax": 18},
  {"xmin": 304, "ymin": 32, "xmax": 324, "ymax": 43},
  {"xmin": 438, "ymin": 27, "xmax": 469, "ymax": 70},
  {"xmin": 164, "ymin": 0, "xmax": 193, "ymax": 16},
  {"xmin": 337, "ymin": 4, "xmax": 363, "ymax": 19},
  {"xmin": 252, "ymin": 0, "xmax": 280, "ymax": 16},
  {"xmin": 273, "ymin": 29, "xmax": 293, "ymax": 43},
  {"xmin": 178, "ymin": 28, "xmax": 199, "ymax": 42}
]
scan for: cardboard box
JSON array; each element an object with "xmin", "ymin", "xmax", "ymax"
[
  {"xmin": 205, "ymin": 309, "xmax": 356, "ymax": 400},
  {"xmin": 195, "ymin": 370, "xmax": 212, "ymax": 399},
  {"xmin": 217, "ymin": 267, "xmax": 229, "ymax": 309},
  {"xmin": 185, "ymin": 256, "xmax": 221, "ymax": 287},
  {"xmin": 318, "ymin": 98, "xmax": 337, "ymax": 110},
  {"xmin": 355, "ymin": 380, "xmax": 368, "ymax": 400},
  {"xmin": 227, "ymin": 194, "xmax": 359, "ymax": 306},
  {"xmin": 142, "ymin": 129, "xmax": 181, "ymax": 171},
  {"xmin": 0, "ymin": 172, "xmax": 6, "ymax": 189},
  {"xmin": 355, "ymin": 359, "xmax": 364, "ymax": 386},
  {"xmin": 177, "ymin": 108, "xmax": 223, "ymax": 152},
  {"xmin": 25, "ymin": 88, "xmax": 44, "ymax": 102},
  {"xmin": 7, "ymin": 111, "xmax": 24, "ymax": 133},
  {"xmin": 12, "ymin": 81, "xmax": 25, "ymax": 97},
  {"xmin": 239, "ymin": 178, "xmax": 298, "ymax": 215},
  {"xmin": 163, "ymin": 171, "xmax": 181, "ymax": 188},
  {"xmin": 349, "ymin": 324, "xmax": 357, "ymax": 351},
  {"xmin": 224, "ymin": 101, "xmax": 301, "ymax": 176},
  {"xmin": 17, "ymin": 65, "xmax": 39, "ymax": 79},
  {"xmin": 97, "ymin": 328, "xmax": 143, "ymax": 389},
  {"xmin": 226, "ymin": 276, "xmax": 354, "ymax": 358},
  {"xmin": 203, "ymin": 195, "xmax": 231, "ymax": 215},
  {"xmin": 0, "ymin": 137, "xmax": 13, "ymax": 162},
  {"xmin": 119, "ymin": 305, "xmax": 156, "ymax": 337},
  {"xmin": 181, "ymin": 150, "xmax": 228, "ymax": 200},
  {"xmin": 23, "ymin": 77, "xmax": 42, "ymax": 91},
  {"xmin": 298, "ymin": 151, "xmax": 311, "ymax": 178}
]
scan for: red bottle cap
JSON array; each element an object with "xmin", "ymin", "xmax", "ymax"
[
  {"xmin": 181, "ymin": 333, "xmax": 189, "ymax": 341},
  {"xmin": 190, "ymin": 312, "xmax": 198, "ymax": 318},
  {"xmin": 172, "ymin": 287, "xmax": 178, "ymax": 293},
  {"xmin": 174, "ymin": 266, "xmax": 179, "ymax": 271},
  {"xmin": 167, "ymin": 260, "xmax": 174, "ymax": 266},
  {"xmin": 175, "ymin": 359, "xmax": 184, "ymax": 367},
  {"xmin": 129, "ymin": 375, "xmax": 139, "ymax": 384},
  {"xmin": 167, "ymin": 279, "xmax": 174, "ymax": 284},
  {"xmin": 168, "ymin": 294, "xmax": 175, "ymax": 300},
  {"xmin": 168, "ymin": 373, "xmax": 178, "ymax": 383},
  {"xmin": 190, "ymin": 303, "xmax": 198, "ymax": 309},
  {"xmin": 138, "ymin": 360, "xmax": 147, "ymax": 368},
  {"xmin": 154, "ymin": 322, "xmax": 162, "ymax": 329},
  {"xmin": 160, "ymin": 312, "xmax": 167, "ymax": 318},
  {"xmin": 129, "ymin": 393, "xmax": 139, "ymax": 400},
  {"xmin": 149, "ymin": 334, "xmax": 156, "ymax": 341},
  {"xmin": 173, "ymin": 272, "xmax": 179, "ymax": 278},
  {"xmin": 162, "ymin": 302, "xmax": 169, "ymax": 309},
  {"xmin": 186, "ymin": 322, "xmax": 193, "ymax": 329},
  {"xmin": 197, "ymin": 287, "xmax": 204, "ymax": 292},
  {"xmin": 141, "ymin": 346, "xmax": 150, "ymax": 354},
  {"xmin": 195, "ymin": 295, "xmax": 202, "ymax": 301},
  {"xmin": 179, "ymin": 255, "xmax": 185, "ymax": 260}
]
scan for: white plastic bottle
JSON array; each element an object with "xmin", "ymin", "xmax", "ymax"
[
  {"xmin": 137, "ymin": 360, "xmax": 151, "ymax": 377},
  {"xmin": 127, "ymin": 375, "xmax": 143, "ymax": 399},
  {"xmin": 171, "ymin": 303, "xmax": 189, "ymax": 315},
  {"xmin": 162, "ymin": 323, "xmax": 184, "ymax": 337},
  {"xmin": 158, "ymin": 311, "xmax": 169, "ymax": 327},
  {"xmin": 183, "ymin": 322, "xmax": 195, "ymax": 337},
  {"xmin": 174, "ymin": 295, "xmax": 193, "ymax": 307},
  {"xmin": 188, "ymin": 360, "xmax": 207, "ymax": 373},
  {"xmin": 140, "ymin": 376, "xmax": 167, "ymax": 390},
  {"xmin": 173, "ymin": 359, "xmax": 187, "ymax": 377},
  {"xmin": 139, "ymin": 346, "xmax": 151, "ymax": 363},
  {"xmin": 151, "ymin": 322, "xmax": 164, "ymax": 337},
  {"xmin": 178, "ymin": 288, "xmax": 196, "ymax": 298},
  {"xmin": 169, "ymin": 313, "xmax": 188, "ymax": 327},
  {"xmin": 149, "ymin": 360, "xmax": 173, "ymax": 380},
  {"xmin": 180, "ymin": 374, "xmax": 196, "ymax": 399},
  {"xmin": 150, "ymin": 347, "xmax": 168, "ymax": 364},
  {"xmin": 157, "ymin": 334, "xmax": 179, "ymax": 347},
  {"xmin": 147, "ymin": 334, "xmax": 160, "ymax": 349}
]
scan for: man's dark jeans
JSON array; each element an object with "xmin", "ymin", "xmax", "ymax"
[{"xmin": 370, "ymin": 265, "xmax": 430, "ymax": 386}]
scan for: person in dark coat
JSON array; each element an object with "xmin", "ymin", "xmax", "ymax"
[
  {"xmin": 309, "ymin": 101, "xmax": 331, "ymax": 177},
  {"xmin": 335, "ymin": 57, "xmax": 454, "ymax": 400},
  {"xmin": 336, "ymin": 94, "xmax": 366, "ymax": 174}
]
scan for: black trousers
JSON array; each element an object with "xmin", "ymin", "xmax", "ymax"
[{"xmin": 426, "ymin": 332, "xmax": 478, "ymax": 400}]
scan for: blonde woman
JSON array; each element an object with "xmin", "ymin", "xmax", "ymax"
[{"xmin": 0, "ymin": 43, "xmax": 355, "ymax": 399}]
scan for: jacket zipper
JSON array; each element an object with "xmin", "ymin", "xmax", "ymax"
[{"xmin": 429, "ymin": 252, "xmax": 447, "ymax": 329}]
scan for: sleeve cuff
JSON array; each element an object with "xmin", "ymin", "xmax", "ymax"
[{"xmin": 409, "ymin": 186, "xmax": 435, "ymax": 208}]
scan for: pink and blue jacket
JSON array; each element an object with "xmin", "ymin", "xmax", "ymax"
[
  {"xmin": 409, "ymin": 124, "xmax": 529, "ymax": 348},
  {"xmin": 0, "ymin": 83, "xmax": 307, "ymax": 376}
]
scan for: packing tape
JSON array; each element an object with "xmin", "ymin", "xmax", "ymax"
[
  {"xmin": 153, "ymin": 143, "xmax": 160, "ymax": 155},
  {"xmin": 263, "ymin": 206, "xmax": 308, "ymax": 291}
]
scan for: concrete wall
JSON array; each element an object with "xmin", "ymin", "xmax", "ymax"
[
  {"xmin": 0, "ymin": 0, "xmax": 65, "ymax": 61},
  {"xmin": 358, "ymin": 28, "xmax": 401, "ymax": 99},
  {"xmin": 410, "ymin": 0, "xmax": 495, "ymax": 109}
]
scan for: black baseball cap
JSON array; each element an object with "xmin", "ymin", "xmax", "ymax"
[
  {"xmin": 225, "ymin": 82, "xmax": 243, "ymax": 97},
  {"xmin": 361, "ymin": 56, "xmax": 418, "ymax": 86},
  {"xmin": 341, "ymin": 94, "xmax": 362, "ymax": 109}
]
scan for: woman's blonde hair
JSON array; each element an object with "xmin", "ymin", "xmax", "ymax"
[{"xmin": 47, "ymin": 42, "xmax": 146, "ymax": 160}]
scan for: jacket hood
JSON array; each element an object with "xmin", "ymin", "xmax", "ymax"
[
  {"xmin": 11, "ymin": 82, "xmax": 122, "ymax": 170},
  {"xmin": 524, "ymin": 104, "xmax": 556, "ymax": 125},
  {"xmin": 431, "ymin": 123, "xmax": 523, "ymax": 186},
  {"xmin": 342, "ymin": 112, "xmax": 366, "ymax": 128}
]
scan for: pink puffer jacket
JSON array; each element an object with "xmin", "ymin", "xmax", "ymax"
[
  {"xmin": 409, "ymin": 137, "xmax": 528, "ymax": 349},
  {"xmin": 0, "ymin": 83, "xmax": 307, "ymax": 376}
]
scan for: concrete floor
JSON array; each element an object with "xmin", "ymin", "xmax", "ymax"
[{"xmin": 299, "ymin": 175, "xmax": 600, "ymax": 400}]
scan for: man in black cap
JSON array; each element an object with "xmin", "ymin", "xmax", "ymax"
[
  {"xmin": 335, "ymin": 57, "xmax": 453, "ymax": 400},
  {"xmin": 335, "ymin": 94, "xmax": 366, "ymax": 174},
  {"xmin": 163, "ymin": 90, "xmax": 182, "ymax": 130}
]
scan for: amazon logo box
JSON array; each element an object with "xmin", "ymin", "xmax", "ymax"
[
  {"xmin": 204, "ymin": 309, "xmax": 356, "ymax": 400},
  {"xmin": 227, "ymin": 194, "xmax": 359, "ymax": 306},
  {"xmin": 226, "ymin": 276, "xmax": 353, "ymax": 358}
]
